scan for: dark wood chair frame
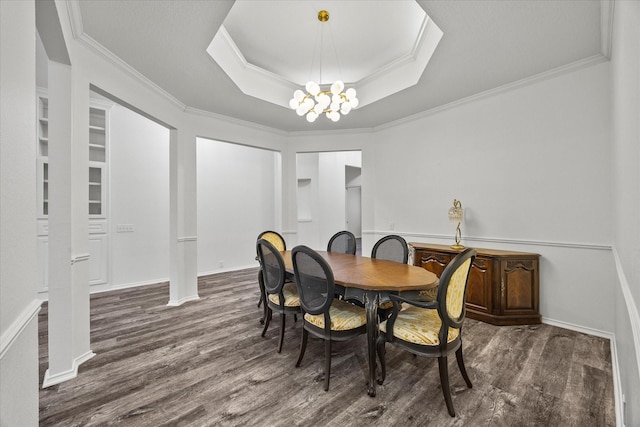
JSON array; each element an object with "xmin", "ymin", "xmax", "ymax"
[
  {"xmin": 371, "ymin": 234, "xmax": 409, "ymax": 264},
  {"xmin": 292, "ymin": 245, "xmax": 366, "ymax": 391},
  {"xmin": 256, "ymin": 230, "xmax": 287, "ymax": 323},
  {"xmin": 376, "ymin": 248, "xmax": 477, "ymax": 417},
  {"xmin": 326, "ymin": 230, "xmax": 357, "ymax": 255},
  {"xmin": 371, "ymin": 234, "xmax": 409, "ymax": 320},
  {"xmin": 257, "ymin": 239, "xmax": 300, "ymax": 353}
]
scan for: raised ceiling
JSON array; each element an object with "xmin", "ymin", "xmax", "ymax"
[
  {"xmin": 74, "ymin": 0, "xmax": 605, "ymax": 133},
  {"xmin": 208, "ymin": 1, "xmax": 443, "ymax": 111}
]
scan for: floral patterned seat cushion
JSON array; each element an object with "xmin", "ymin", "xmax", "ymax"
[
  {"xmin": 304, "ymin": 299, "xmax": 367, "ymax": 331},
  {"xmin": 267, "ymin": 282, "xmax": 300, "ymax": 307},
  {"xmin": 379, "ymin": 306, "xmax": 459, "ymax": 346}
]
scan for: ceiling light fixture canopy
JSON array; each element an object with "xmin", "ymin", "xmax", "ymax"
[{"xmin": 288, "ymin": 10, "xmax": 359, "ymax": 123}]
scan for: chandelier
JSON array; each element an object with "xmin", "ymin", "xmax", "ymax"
[{"xmin": 288, "ymin": 10, "xmax": 359, "ymax": 123}]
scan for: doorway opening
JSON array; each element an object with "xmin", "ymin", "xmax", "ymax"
[{"xmin": 296, "ymin": 151, "xmax": 361, "ymax": 251}]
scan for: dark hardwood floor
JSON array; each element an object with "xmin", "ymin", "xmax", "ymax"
[{"xmin": 39, "ymin": 268, "xmax": 615, "ymax": 426}]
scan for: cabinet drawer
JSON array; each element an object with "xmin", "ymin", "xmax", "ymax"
[{"xmin": 415, "ymin": 250, "xmax": 451, "ymax": 278}]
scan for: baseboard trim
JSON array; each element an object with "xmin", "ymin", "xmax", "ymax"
[
  {"xmin": 0, "ymin": 299, "xmax": 42, "ymax": 360},
  {"xmin": 198, "ymin": 264, "xmax": 259, "ymax": 277},
  {"xmin": 167, "ymin": 295, "xmax": 200, "ymax": 307},
  {"xmin": 95, "ymin": 278, "xmax": 171, "ymax": 294},
  {"xmin": 42, "ymin": 350, "xmax": 96, "ymax": 388},
  {"xmin": 541, "ymin": 316, "xmax": 614, "ymax": 340},
  {"xmin": 612, "ymin": 247, "xmax": 640, "ymax": 427},
  {"xmin": 609, "ymin": 335, "xmax": 625, "ymax": 427}
]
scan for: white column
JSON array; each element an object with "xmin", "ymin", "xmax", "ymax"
[
  {"xmin": 168, "ymin": 127, "xmax": 199, "ymax": 305},
  {"xmin": 42, "ymin": 62, "xmax": 94, "ymax": 387}
]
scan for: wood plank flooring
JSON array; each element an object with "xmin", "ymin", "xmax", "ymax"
[{"xmin": 39, "ymin": 268, "xmax": 615, "ymax": 426}]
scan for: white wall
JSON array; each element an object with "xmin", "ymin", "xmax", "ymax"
[
  {"xmin": 109, "ymin": 103, "xmax": 171, "ymax": 289},
  {"xmin": 611, "ymin": 0, "xmax": 640, "ymax": 424},
  {"xmin": 0, "ymin": 0, "xmax": 40, "ymax": 424},
  {"xmin": 371, "ymin": 61, "xmax": 614, "ymax": 333},
  {"xmin": 196, "ymin": 138, "xmax": 281, "ymax": 274},
  {"xmin": 288, "ymin": 62, "xmax": 615, "ymax": 335}
]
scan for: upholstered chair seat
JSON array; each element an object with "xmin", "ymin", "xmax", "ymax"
[
  {"xmin": 380, "ymin": 305, "xmax": 459, "ymax": 346},
  {"xmin": 303, "ymin": 298, "xmax": 366, "ymax": 331},
  {"xmin": 268, "ymin": 282, "xmax": 300, "ymax": 307}
]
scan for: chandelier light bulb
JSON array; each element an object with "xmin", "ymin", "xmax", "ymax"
[
  {"xmin": 330, "ymin": 80, "xmax": 344, "ymax": 95},
  {"xmin": 345, "ymin": 88, "xmax": 356, "ymax": 99},
  {"xmin": 294, "ymin": 89, "xmax": 305, "ymax": 101},
  {"xmin": 306, "ymin": 111, "xmax": 318, "ymax": 122},
  {"xmin": 305, "ymin": 81, "xmax": 320, "ymax": 96},
  {"xmin": 296, "ymin": 104, "xmax": 307, "ymax": 116}
]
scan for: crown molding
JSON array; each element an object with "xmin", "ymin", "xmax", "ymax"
[
  {"xmin": 287, "ymin": 126, "xmax": 375, "ymax": 138},
  {"xmin": 185, "ymin": 106, "xmax": 288, "ymax": 137},
  {"xmin": 374, "ymin": 54, "xmax": 609, "ymax": 132},
  {"xmin": 65, "ymin": 1, "xmax": 187, "ymax": 113},
  {"xmin": 66, "ymin": 0, "xmax": 83, "ymax": 40},
  {"xmin": 601, "ymin": 0, "xmax": 615, "ymax": 59}
]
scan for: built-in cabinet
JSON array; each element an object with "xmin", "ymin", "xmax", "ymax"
[
  {"xmin": 410, "ymin": 242, "xmax": 541, "ymax": 325},
  {"xmin": 36, "ymin": 91, "xmax": 111, "ymax": 293}
]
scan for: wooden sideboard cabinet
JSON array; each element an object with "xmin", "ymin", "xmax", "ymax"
[{"xmin": 410, "ymin": 243, "xmax": 541, "ymax": 326}]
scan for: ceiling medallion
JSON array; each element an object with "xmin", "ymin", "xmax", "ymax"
[{"xmin": 288, "ymin": 10, "xmax": 359, "ymax": 123}]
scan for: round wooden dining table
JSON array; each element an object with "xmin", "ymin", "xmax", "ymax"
[{"xmin": 281, "ymin": 250, "xmax": 438, "ymax": 397}]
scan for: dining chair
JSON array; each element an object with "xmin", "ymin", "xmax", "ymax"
[
  {"xmin": 376, "ymin": 248, "xmax": 477, "ymax": 417},
  {"xmin": 292, "ymin": 245, "xmax": 367, "ymax": 391},
  {"xmin": 256, "ymin": 230, "xmax": 287, "ymax": 317},
  {"xmin": 256, "ymin": 239, "xmax": 301, "ymax": 353},
  {"xmin": 327, "ymin": 230, "xmax": 357, "ymax": 255},
  {"xmin": 371, "ymin": 235, "xmax": 409, "ymax": 317},
  {"xmin": 371, "ymin": 234, "xmax": 408, "ymax": 263}
]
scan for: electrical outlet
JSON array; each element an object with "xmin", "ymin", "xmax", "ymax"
[{"xmin": 116, "ymin": 224, "xmax": 134, "ymax": 233}]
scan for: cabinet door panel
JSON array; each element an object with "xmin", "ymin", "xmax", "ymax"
[
  {"xmin": 416, "ymin": 250, "xmax": 451, "ymax": 278},
  {"xmin": 466, "ymin": 257, "xmax": 492, "ymax": 314},
  {"xmin": 502, "ymin": 259, "xmax": 538, "ymax": 314},
  {"xmin": 89, "ymin": 235, "xmax": 108, "ymax": 285}
]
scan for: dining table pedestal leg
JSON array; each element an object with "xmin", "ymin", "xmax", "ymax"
[{"xmin": 365, "ymin": 291, "xmax": 379, "ymax": 397}]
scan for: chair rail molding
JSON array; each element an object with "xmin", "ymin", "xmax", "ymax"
[
  {"xmin": 70, "ymin": 253, "xmax": 91, "ymax": 265},
  {"xmin": 177, "ymin": 236, "xmax": 197, "ymax": 243},
  {"xmin": 363, "ymin": 230, "xmax": 612, "ymax": 252},
  {"xmin": 0, "ymin": 299, "xmax": 42, "ymax": 360}
]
